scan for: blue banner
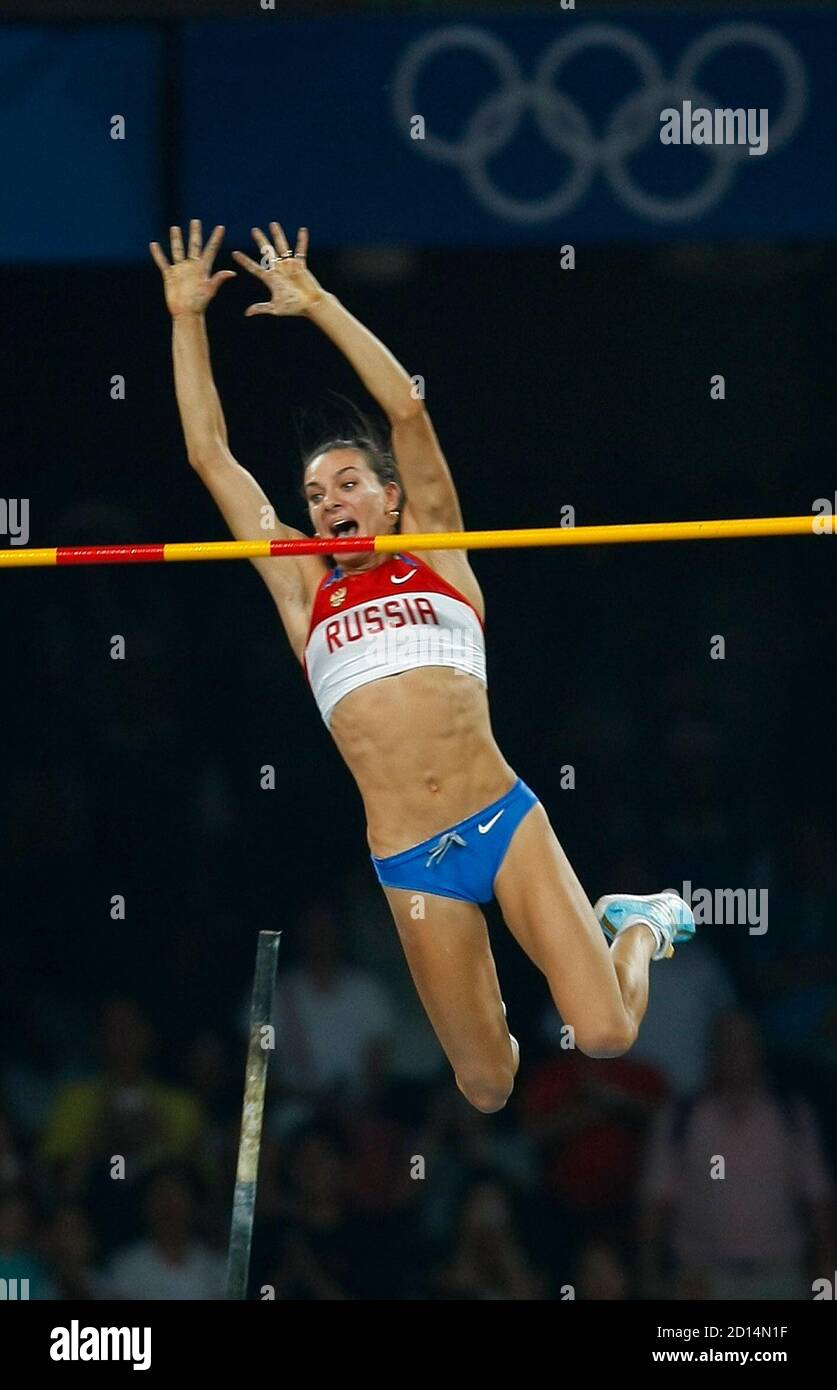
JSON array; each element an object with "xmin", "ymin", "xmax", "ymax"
[
  {"xmin": 0, "ymin": 26, "xmax": 161, "ymax": 261},
  {"xmin": 180, "ymin": 9, "xmax": 834, "ymax": 245},
  {"xmin": 0, "ymin": 10, "xmax": 833, "ymax": 259}
]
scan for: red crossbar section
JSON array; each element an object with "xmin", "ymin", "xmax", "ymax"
[
  {"xmin": 54, "ymin": 539, "xmax": 376, "ymax": 562},
  {"xmin": 56, "ymin": 544, "xmax": 168, "ymax": 565}
]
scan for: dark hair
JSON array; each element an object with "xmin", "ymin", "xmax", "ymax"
[{"xmin": 297, "ymin": 395, "xmax": 406, "ymax": 530}]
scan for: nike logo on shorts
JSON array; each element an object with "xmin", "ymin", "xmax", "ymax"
[
  {"xmin": 478, "ymin": 809, "xmax": 505, "ymax": 834},
  {"xmin": 390, "ymin": 569, "xmax": 417, "ymax": 584}
]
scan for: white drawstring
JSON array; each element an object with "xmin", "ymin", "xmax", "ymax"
[{"xmin": 425, "ymin": 830, "xmax": 467, "ymax": 868}]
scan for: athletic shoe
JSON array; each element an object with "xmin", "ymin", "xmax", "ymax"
[{"xmin": 594, "ymin": 890, "xmax": 695, "ymax": 961}]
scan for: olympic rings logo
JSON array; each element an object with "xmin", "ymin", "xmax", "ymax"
[{"xmin": 391, "ymin": 22, "xmax": 808, "ymax": 224}]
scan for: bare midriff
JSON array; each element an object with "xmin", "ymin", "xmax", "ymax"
[{"xmin": 328, "ymin": 666, "xmax": 517, "ymax": 859}]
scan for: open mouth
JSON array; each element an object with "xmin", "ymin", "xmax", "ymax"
[{"xmin": 330, "ymin": 519, "xmax": 359, "ymax": 539}]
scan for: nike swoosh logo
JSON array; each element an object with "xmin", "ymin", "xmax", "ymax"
[
  {"xmin": 478, "ymin": 809, "xmax": 505, "ymax": 834},
  {"xmin": 390, "ymin": 569, "xmax": 417, "ymax": 584}
]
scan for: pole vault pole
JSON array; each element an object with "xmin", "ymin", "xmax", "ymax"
[{"xmin": 226, "ymin": 929, "xmax": 281, "ymax": 1301}]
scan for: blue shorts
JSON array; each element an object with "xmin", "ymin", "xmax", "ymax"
[{"xmin": 370, "ymin": 777, "xmax": 539, "ymax": 905}]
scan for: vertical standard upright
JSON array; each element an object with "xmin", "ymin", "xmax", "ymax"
[{"xmin": 226, "ymin": 929, "xmax": 281, "ymax": 1300}]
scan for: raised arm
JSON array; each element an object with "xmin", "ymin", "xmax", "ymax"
[
  {"xmin": 233, "ymin": 222, "xmax": 463, "ymax": 532},
  {"xmin": 149, "ymin": 222, "xmax": 324, "ymax": 661}
]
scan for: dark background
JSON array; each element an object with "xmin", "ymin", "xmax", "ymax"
[{"xmin": 2, "ymin": 244, "xmax": 836, "ymax": 1014}]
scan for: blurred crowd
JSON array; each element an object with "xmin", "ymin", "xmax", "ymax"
[{"xmin": 1, "ymin": 881, "xmax": 834, "ymax": 1300}]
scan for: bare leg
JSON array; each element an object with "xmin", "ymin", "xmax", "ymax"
[
  {"xmin": 381, "ymin": 885, "xmax": 518, "ymax": 1112},
  {"xmin": 494, "ymin": 801, "xmax": 659, "ymax": 1056},
  {"xmin": 608, "ymin": 921, "xmax": 657, "ymax": 1036}
]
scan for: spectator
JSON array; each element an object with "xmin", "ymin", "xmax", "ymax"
[
  {"xmin": 560, "ymin": 847, "xmax": 737, "ymax": 1097},
  {"xmin": 411, "ymin": 1081, "xmax": 537, "ymax": 1250},
  {"xmin": 575, "ymin": 1238, "xmax": 631, "ymax": 1300},
  {"xmin": 104, "ymin": 1165, "xmax": 225, "ymax": 1300},
  {"xmin": 41, "ymin": 1205, "xmax": 105, "ymax": 1300},
  {"xmin": 431, "ymin": 1175, "xmax": 545, "ymax": 1300},
  {"xmin": 257, "ymin": 906, "xmax": 396, "ymax": 1109},
  {"xmin": 38, "ymin": 997, "xmax": 204, "ymax": 1184},
  {"xmin": 0, "ymin": 994, "xmax": 84, "ymax": 1144},
  {"xmin": 182, "ymin": 1030, "xmax": 241, "ymax": 1207},
  {"xmin": 519, "ymin": 1040, "xmax": 667, "ymax": 1251},
  {"xmin": 341, "ymin": 1101, "xmax": 416, "ymax": 1216},
  {"xmin": 618, "ymin": 938, "xmax": 737, "ymax": 1096},
  {"xmin": 0, "ymin": 1190, "xmax": 55, "ymax": 1299},
  {"xmin": 639, "ymin": 1010, "xmax": 834, "ymax": 1300},
  {"xmin": 749, "ymin": 816, "xmax": 837, "ymax": 1073},
  {"xmin": 0, "ymin": 1112, "xmax": 24, "ymax": 1190},
  {"xmin": 37, "ymin": 997, "xmax": 205, "ymax": 1255},
  {"xmin": 256, "ymin": 1124, "xmax": 383, "ymax": 1300}
]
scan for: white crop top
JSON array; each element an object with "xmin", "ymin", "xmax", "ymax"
[{"xmin": 303, "ymin": 551, "xmax": 486, "ymax": 726}]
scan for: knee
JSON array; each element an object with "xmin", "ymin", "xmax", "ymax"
[
  {"xmin": 455, "ymin": 1067, "xmax": 515, "ymax": 1114},
  {"xmin": 574, "ymin": 1022, "xmax": 637, "ymax": 1059}
]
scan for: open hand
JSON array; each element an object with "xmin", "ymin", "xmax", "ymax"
[
  {"xmin": 232, "ymin": 222, "xmax": 324, "ymax": 317},
  {"xmin": 149, "ymin": 221, "xmax": 236, "ymax": 318}
]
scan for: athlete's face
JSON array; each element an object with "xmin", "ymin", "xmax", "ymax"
[{"xmin": 304, "ymin": 448, "xmax": 399, "ymax": 570}]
